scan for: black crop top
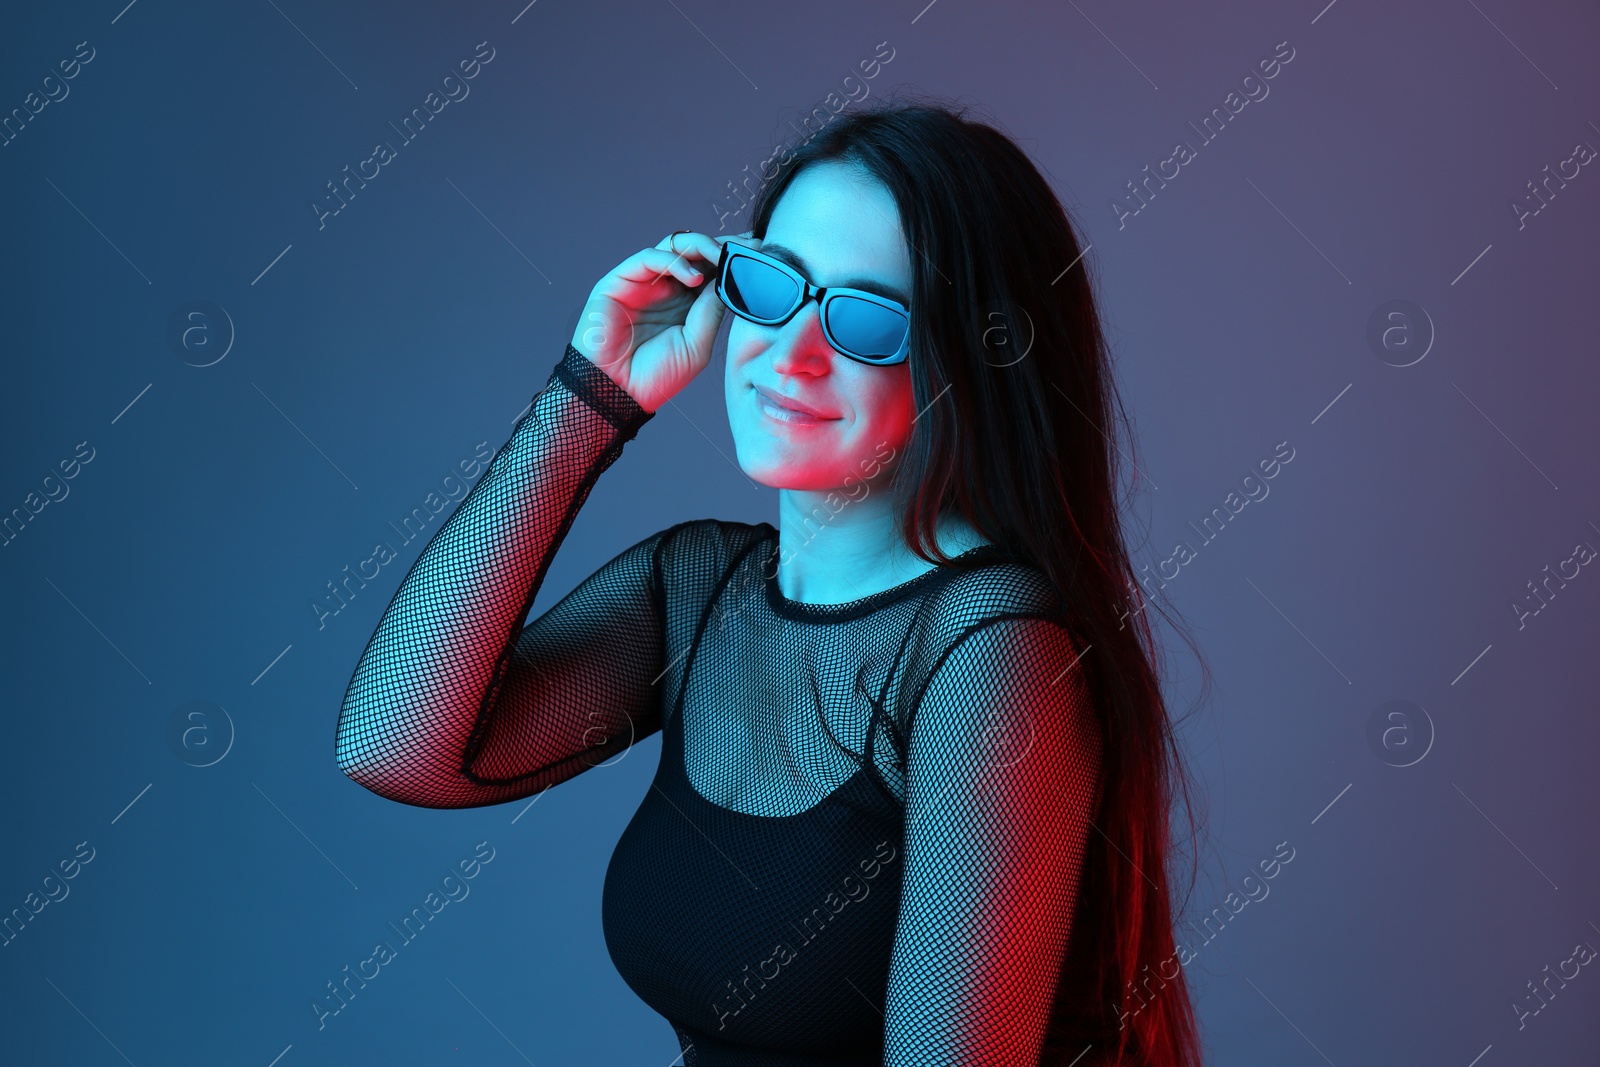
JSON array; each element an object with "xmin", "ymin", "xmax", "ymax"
[{"xmin": 335, "ymin": 344, "xmax": 1112, "ymax": 1065}]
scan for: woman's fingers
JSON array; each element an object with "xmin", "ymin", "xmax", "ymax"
[
  {"xmin": 661, "ymin": 230, "xmax": 752, "ymax": 271},
  {"xmin": 572, "ymin": 229, "xmax": 761, "ymax": 408},
  {"xmin": 680, "ymin": 267, "xmax": 729, "ymax": 358},
  {"xmin": 615, "ymin": 246, "xmax": 707, "ymax": 289},
  {"xmin": 645, "ymin": 229, "xmax": 758, "ymax": 285}
]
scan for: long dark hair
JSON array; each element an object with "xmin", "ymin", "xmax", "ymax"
[{"xmin": 745, "ymin": 94, "xmax": 1209, "ymax": 1066}]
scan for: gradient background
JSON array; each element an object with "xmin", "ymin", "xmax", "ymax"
[{"xmin": 3, "ymin": 0, "xmax": 1598, "ymax": 1064}]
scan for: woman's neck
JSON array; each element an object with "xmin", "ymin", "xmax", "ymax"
[{"xmin": 772, "ymin": 485, "xmax": 989, "ymax": 605}]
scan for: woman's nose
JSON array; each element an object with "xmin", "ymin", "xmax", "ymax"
[{"xmin": 766, "ymin": 303, "xmax": 833, "ymax": 377}]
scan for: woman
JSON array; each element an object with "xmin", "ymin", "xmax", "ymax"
[{"xmin": 335, "ymin": 98, "xmax": 1205, "ymax": 1066}]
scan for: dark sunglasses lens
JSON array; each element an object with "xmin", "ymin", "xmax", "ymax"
[
  {"xmin": 724, "ymin": 254, "xmax": 800, "ymax": 321},
  {"xmin": 828, "ymin": 296, "xmax": 909, "ymax": 362}
]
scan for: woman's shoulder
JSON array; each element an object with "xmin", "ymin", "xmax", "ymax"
[
  {"xmin": 890, "ymin": 552, "xmax": 1089, "ymax": 752},
  {"xmin": 892, "ymin": 548, "xmax": 1076, "ymax": 689},
  {"xmin": 652, "ymin": 517, "xmax": 775, "ymax": 588},
  {"xmin": 923, "ymin": 545, "xmax": 1065, "ymax": 632}
]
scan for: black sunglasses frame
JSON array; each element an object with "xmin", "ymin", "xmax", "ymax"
[{"xmin": 713, "ymin": 243, "xmax": 912, "ymax": 366}]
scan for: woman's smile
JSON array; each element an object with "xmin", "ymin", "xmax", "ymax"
[{"xmin": 752, "ymin": 384, "xmax": 841, "ymax": 425}]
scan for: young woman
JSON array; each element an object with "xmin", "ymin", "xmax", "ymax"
[{"xmin": 335, "ymin": 99, "xmax": 1205, "ymax": 1067}]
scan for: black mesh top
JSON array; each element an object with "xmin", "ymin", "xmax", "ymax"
[{"xmin": 336, "ymin": 343, "xmax": 1113, "ymax": 1066}]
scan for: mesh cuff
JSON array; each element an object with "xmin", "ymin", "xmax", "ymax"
[{"xmin": 552, "ymin": 343, "xmax": 654, "ymax": 441}]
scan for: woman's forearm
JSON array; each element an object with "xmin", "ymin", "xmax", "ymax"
[{"xmin": 334, "ymin": 347, "xmax": 652, "ymax": 807}]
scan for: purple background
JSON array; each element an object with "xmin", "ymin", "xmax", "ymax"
[{"xmin": 2, "ymin": 0, "xmax": 1596, "ymax": 1063}]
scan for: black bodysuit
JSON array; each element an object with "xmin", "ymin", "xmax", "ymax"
[{"xmin": 335, "ymin": 344, "xmax": 1112, "ymax": 1066}]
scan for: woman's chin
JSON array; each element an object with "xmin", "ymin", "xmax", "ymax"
[{"xmin": 735, "ymin": 455, "xmax": 850, "ymax": 493}]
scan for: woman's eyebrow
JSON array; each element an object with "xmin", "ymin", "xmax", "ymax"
[{"xmin": 758, "ymin": 243, "xmax": 909, "ymax": 305}]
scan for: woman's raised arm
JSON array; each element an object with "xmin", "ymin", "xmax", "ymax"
[
  {"xmin": 334, "ymin": 345, "xmax": 667, "ymax": 808},
  {"xmin": 335, "ymin": 230, "xmax": 736, "ymax": 808}
]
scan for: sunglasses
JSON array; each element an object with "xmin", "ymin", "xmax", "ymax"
[{"xmin": 714, "ymin": 243, "xmax": 912, "ymax": 366}]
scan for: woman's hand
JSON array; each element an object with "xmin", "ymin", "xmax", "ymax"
[{"xmin": 569, "ymin": 230, "xmax": 755, "ymax": 414}]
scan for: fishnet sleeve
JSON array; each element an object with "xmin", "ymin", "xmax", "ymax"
[
  {"xmin": 885, "ymin": 615, "xmax": 1104, "ymax": 1066},
  {"xmin": 334, "ymin": 343, "xmax": 665, "ymax": 809}
]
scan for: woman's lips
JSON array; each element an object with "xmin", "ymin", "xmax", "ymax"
[{"xmin": 752, "ymin": 385, "xmax": 839, "ymax": 424}]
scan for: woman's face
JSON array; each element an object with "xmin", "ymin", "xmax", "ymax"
[{"xmin": 724, "ymin": 161, "xmax": 915, "ymax": 492}]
